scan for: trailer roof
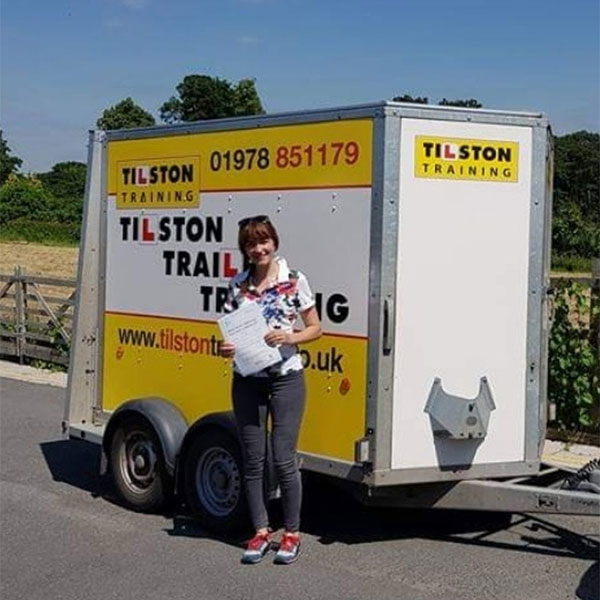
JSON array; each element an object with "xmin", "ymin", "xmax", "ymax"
[
  {"xmin": 384, "ymin": 100, "xmax": 543, "ymax": 118},
  {"xmin": 97, "ymin": 101, "xmax": 546, "ymax": 140}
]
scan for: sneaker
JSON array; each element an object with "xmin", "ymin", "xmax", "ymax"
[
  {"xmin": 273, "ymin": 532, "xmax": 301, "ymax": 565},
  {"xmin": 241, "ymin": 531, "xmax": 273, "ymax": 564}
]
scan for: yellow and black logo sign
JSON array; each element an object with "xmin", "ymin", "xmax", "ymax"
[
  {"xmin": 415, "ymin": 136, "xmax": 519, "ymax": 183},
  {"xmin": 116, "ymin": 156, "xmax": 201, "ymax": 209}
]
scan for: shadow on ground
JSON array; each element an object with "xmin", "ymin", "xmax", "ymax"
[
  {"xmin": 41, "ymin": 438, "xmax": 599, "ymax": 563},
  {"xmin": 41, "ymin": 439, "xmax": 100, "ymax": 495},
  {"xmin": 299, "ymin": 474, "xmax": 599, "ymax": 560},
  {"xmin": 576, "ymin": 562, "xmax": 599, "ymax": 600}
]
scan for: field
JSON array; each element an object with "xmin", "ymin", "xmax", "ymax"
[
  {"xmin": 0, "ymin": 243, "xmax": 79, "ymax": 363},
  {"xmin": 0, "ymin": 241, "xmax": 591, "ymax": 281},
  {"xmin": 0, "ymin": 242, "xmax": 79, "ymax": 280}
]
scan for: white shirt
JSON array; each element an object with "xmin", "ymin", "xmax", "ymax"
[{"xmin": 224, "ymin": 256, "xmax": 315, "ymax": 376}]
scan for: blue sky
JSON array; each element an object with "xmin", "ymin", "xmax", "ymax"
[{"xmin": 1, "ymin": 0, "xmax": 598, "ymax": 172}]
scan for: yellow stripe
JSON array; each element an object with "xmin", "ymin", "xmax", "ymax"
[
  {"xmin": 102, "ymin": 312, "xmax": 367, "ymax": 461},
  {"xmin": 107, "ymin": 120, "xmax": 373, "ymax": 208}
]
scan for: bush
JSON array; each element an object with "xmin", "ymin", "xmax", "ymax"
[
  {"xmin": 0, "ymin": 218, "xmax": 80, "ymax": 245},
  {"xmin": 0, "ymin": 172, "xmax": 83, "ymax": 244},
  {"xmin": 548, "ymin": 279, "xmax": 599, "ymax": 432},
  {"xmin": 552, "ymin": 199, "xmax": 600, "ymax": 260},
  {"xmin": 46, "ymin": 194, "xmax": 83, "ymax": 224},
  {"xmin": 551, "ymin": 255, "xmax": 593, "ymax": 273},
  {"xmin": 0, "ymin": 176, "xmax": 49, "ymax": 225}
]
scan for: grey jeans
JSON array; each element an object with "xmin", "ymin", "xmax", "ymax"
[{"xmin": 232, "ymin": 370, "xmax": 306, "ymax": 532}]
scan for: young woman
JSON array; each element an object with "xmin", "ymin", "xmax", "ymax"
[{"xmin": 220, "ymin": 215, "xmax": 321, "ymax": 565}]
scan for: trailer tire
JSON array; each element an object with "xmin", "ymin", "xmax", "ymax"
[
  {"xmin": 183, "ymin": 428, "xmax": 247, "ymax": 533},
  {"xmin": 109, "ymin": 415, "xmax": 169, "ymax": 512}
]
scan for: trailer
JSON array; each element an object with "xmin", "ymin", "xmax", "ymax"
[{"xmin": 64, "ymin": 101, "xmax": 599, "ymax": 530}]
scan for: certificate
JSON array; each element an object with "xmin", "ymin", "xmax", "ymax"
[{"xmin": 218, "ymin": 302, "xmax": 282, "ymax": 376}]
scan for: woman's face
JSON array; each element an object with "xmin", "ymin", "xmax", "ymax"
[{"xmin": 245, "ymin": 236, "xmax": 276, "ymax": 266}]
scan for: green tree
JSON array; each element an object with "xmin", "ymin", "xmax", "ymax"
[
  {"xmin": 160, "ymin": 75, "xmax": 264, "ymax": 124},
  {"xmin": 0, "ymin": 130, "xmax": 23, "ymax": 185},
  {"xmin": 552, "ymin": 131, "xmax": 600, "ymax": 259},
  {"xmin": 392, "ymin": 94, "xmax": 429, "ymax": 104},
  {"xmin": 97, "ymin": 97, "xmax": 156, "ymax": 130},
  {"xmin": 438, "ymin": 98, "xmax": 482, "ymax": 108},
  {"xmin": 232, "ymin": 78, "xmax": 265, "ymax": 117},
  {"xmin": 38, "ymin": 161, "xmax": 86, "ymax": 200},
  {"xmin": 0, "ymin": 176, "xmax": 48, "ymax": 225},
  {"xmin": 554, "ymin": 131, "xmax": 599, "ymax": 224},
  {"xmin": 37, "ymin": 161, "xmax": 87, "ymax": 225},
  {"xmin": 390, "ymin": 94, "xmax": 483, "ymax": 108}
]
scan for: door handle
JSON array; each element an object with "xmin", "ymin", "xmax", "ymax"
[{"xmin": 383, "ymin": 298, "xmax": 394, "ymax": 356}]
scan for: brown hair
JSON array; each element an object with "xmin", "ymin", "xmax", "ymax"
[{"xmin": 238, "ymin": 219, "xmax": 280, "ymax": 258}]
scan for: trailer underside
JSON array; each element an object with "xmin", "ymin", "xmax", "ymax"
[{"xmin": 357, "ymin": 464, "xmax": 600, "ymax": 516}]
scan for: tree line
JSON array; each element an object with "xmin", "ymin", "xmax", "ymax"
[{"xmin": 0, "ymin": 76, "xmax": 598, "ymax": 268}]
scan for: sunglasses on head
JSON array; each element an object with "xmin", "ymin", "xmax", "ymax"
[{"xmin": 238, "ymin": 215, "xmax": 270, "ymax": 228}]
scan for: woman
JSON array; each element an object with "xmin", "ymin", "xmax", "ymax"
[{"xmin": 220, "ymin": 215, "xmax": 321, "ymax": 565}]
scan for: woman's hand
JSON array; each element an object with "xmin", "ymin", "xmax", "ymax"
[
  {"xmin": 219, "ymin": 341, "xmax": 236, "ymax": 358},
  {"xmin": 264, "ymin": 329, "xmax": 290, "ymax": 347}
]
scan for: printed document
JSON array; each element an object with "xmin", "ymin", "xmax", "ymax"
[{"xmin": 218, "ymin": 302, "xmax": 281, "ymax": 376}]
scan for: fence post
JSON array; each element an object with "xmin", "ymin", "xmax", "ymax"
[
  {"xmin": 14, "ymin": 266, "xmax": 25, "ymax": 364},
  {"xmin": 591, "ymin": 258, "xmax": 600, "ymax": 367}
]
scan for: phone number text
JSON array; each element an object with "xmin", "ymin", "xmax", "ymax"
[{"xmin": 209, "ymin": 142, "xmax": 360, "ymax": 172}]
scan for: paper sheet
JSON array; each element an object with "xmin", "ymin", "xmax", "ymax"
[{"xmin": 218, "ymin": 302, "xmax": 281, "ymax": 376}]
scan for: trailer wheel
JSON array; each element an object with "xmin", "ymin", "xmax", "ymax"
[
  {"xmin": 183, "ymin": 429, "xmax": 247, "ymax": 533},
  {"xmin": 109, "ymin": 416, "xmax": 169, "ymax": 512}
]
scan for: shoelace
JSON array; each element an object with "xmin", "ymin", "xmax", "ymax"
[
  {"xmin": 247, "ymin": 532, "xmax": 271, "ymax": 550},
  {"xmin": 279, "ymin": 533, "xmax": 300, "ymax": 553}
]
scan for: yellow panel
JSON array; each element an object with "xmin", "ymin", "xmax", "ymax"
[
  {"xmin": 414, "ymin": 136, "xmax": 519, "ymax": 183},
  {"xmin": 102, "ymin": 312, "xmax": 367, "ymax": 462},
  {"xmin": 115, "ymin": 155, "xmax": 201, "ymax": 210},
  {"xmin": 107, "ymin": 120, "xmax": 373, "ymax": 204}
]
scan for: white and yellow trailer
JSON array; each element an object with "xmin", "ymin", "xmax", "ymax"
[{"xmin": 64, "ymin": 102, "xmax": 598, "ymax": 529}]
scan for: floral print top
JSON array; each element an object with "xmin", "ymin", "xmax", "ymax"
[{"xmin": 224, "ymin": 256, "xmax": 315, "ymax": 376}]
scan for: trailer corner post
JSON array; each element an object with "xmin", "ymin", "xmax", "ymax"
[
  {"xmin": 366, "ymin": 107, "xmax": 401, "ymax": 475},
  {"xmin": 524, "ymin": 123, "xmax": 552, "ymax": 464},
  {"xmin": 64, "ymin": 130, "xmax": 105, "ymax": 432}
]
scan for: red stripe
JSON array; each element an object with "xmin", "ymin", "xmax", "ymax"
[
  {"xmin": 202, "ymin": 184, "xmax": 371, "ymax": 193},
  {"xmin": 106, "ymin": 310, "xmax": 215, "ymax": 326},
  {"xmin": 106, "ymin": 184, "xmax": 371, "ymax": 196},
  {"xmin": 104, "ymin": 310, "xmax": 368, "ymax": 340}
]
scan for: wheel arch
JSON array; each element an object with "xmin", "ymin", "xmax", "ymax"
[
  {"xmin": 103, "ymin": 397, "xmax": 188, "ymax": 476},
  {"xmin": 174, "ymin": 411, "xmax": 239, "ymax": 499}
]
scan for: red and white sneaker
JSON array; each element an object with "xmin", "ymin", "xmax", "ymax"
[
  {"xmin": 241, "ymin": 531, "xmax": 273, "ymax": 564},
  {"xmin": 273, "ymin": 532, "xmax": 301, "ymax": 565}
]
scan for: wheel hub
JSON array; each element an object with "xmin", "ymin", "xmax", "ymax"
[
  {"xmin": 196, "ymin": 447, "xmax": 241, "ymax": 517},
  {"xmin": 121, "ymin": 432, "xmax": 157, "ymax": 490}
]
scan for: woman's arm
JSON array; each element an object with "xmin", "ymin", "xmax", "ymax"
[
  {"xmin": 264, "ymin": 306, "xmax": 322, "ymax": 346},
  {"xmin": 219, "ymin": 341, "xmax": 236, "ymax": 358},
  {"xmin": 289, "ymin": 306, "xmax": 321, "ymax": 344}
]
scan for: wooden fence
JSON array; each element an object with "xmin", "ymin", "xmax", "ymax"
[
  {"xmin": 0, "ymin": 267, "xmax": 76, "ymax": 366},
  {"xmin": 0, "ymin": 265, "xmax": 598, "ymax": 368}
]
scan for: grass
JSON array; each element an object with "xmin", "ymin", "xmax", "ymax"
[
  {"xmin": 551, "ymin": 254, "xmax": 594, "ymax": 274},
  {"xmin": 0, "ymin": 242, "xmax": 79, "ymax": 279}
]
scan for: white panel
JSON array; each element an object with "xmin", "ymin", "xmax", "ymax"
[
  {"xmin": 391, "ymin": 119, "xmax": 532, "ymax": 470},
  {"xmin": 105, "ymin": 188, "xmax": 371, "ymax": 336}
]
